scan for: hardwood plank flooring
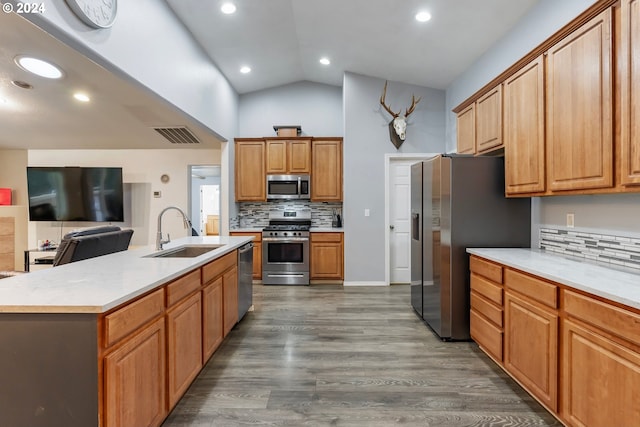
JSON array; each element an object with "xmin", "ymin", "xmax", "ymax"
[{"xmin": 162, "ymin": 284, "xmax": 562, "ymax": 427}]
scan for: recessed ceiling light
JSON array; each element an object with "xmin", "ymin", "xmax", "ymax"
[
  {"xmin": 240, "ymin": 66, "xmax": 251, "ymax": 74},
  {"xmin": 319, "ymin": 57, "xmax": 331, "ymax": 65},
  {"xmin": 415, "ymin": 11, "xmax": 432, "ymax": 22},
  {"xmin": 14, "ymin": 55, "xmax": 64, "ymax": 79},
  {"xmin": 221, "ymin": 2, "xmax": 236, "ymax": 14},
  {"xmin": 73, "ymin": 92, "xmax": 91, "ymax": 102}
]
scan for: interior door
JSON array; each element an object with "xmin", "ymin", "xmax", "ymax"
[{"xmin": 390, "ymin": 161, "xmax": 415, "ymax": 284}]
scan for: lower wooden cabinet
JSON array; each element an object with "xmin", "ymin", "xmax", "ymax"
[
  {"xmin": 103, "ymin": 317, "xmax": 167, "ymax": 427},
  {"xmin": 167, "ymin": 292, "xmax": 203, "ymax": 409},
  {"xmin": 504, "ymin": 291, "xmax": 558, "ymax": 412},
  {"xmin": 202, "ymin": 277, "xmax": 224, "ymax": 362},
  {"xmin": 310, "ymin": 232, "xmax": 343, "ymax": 280},
  {"xmin": 470, "ymin": 257, "xmax": 504, "ymax": 362},
  {"xmin": 223, "ymin": 266, "xmax": 238, "ymax": 336}
]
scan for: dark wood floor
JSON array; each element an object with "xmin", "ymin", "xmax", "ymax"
[{"xmin": 162, "ymin": 284, "xmax": 562, "ymax": 427}]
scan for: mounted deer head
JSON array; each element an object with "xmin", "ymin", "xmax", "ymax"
[{"xmin": 380, "ymin": 81, "xmax": 421, "ymax": 148}]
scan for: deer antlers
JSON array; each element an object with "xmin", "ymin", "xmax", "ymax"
[{"xmin": 379, "ymin": 80, "xmax": 421, "ymax": 118}]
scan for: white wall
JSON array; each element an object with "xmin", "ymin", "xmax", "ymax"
[
  {"xmin": 0, "ymin": 150, "xmax": 28, "ymax": 206},
  {"xmin": 28, "ymin": 149, "xmax": 221, "ymax": 249},
  {"xmin": 343, "ymin": 72, "xmax": 446, "ymax": 283},
  {"xmin": 239, "ymin": 81, "xmax": 343, "ymax": 137}
]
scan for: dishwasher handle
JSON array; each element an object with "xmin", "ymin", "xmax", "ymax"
[{"xmin": 239, "ymin": 242, "xmax": 254, "ymax": 253}]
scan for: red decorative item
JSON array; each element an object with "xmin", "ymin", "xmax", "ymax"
[{"xmin": 0, "ymin": 188, "xmax": 11, "ymax": 205}]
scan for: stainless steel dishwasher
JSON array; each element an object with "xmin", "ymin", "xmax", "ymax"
[{"xmin": 237, "ymin": 242, "xmax": 254, "ymax": 320}]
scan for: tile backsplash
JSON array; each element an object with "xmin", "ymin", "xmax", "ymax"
[
  {"xmin": 540, "ymin": 228, "xmax": 640, "ymax": 271},
  {"xmin": 231, "ymin": 201, "xmax": 343, "ymax": 229}
]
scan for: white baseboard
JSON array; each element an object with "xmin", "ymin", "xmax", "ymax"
[{"xmin": 343, "ymin": 281, "xmax": 388, "ymax": 287}]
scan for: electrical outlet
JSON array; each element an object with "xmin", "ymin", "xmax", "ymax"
[
  {"xmin": 364, "ymin": 209, "xmax": 370, "ymax": 217},
  {"xmin": 566, "ymin": 213, "xmax": 575, "ymax": 228}
]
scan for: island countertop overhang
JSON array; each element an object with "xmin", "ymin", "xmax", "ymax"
[{"xmin": 0, "ymin": 236, "xmax": 253, "ymax": 314}]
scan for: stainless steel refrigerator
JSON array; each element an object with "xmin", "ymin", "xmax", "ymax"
[{"xmin": 410, "ymin": 154, "xmax": 530, "ymax": 340}]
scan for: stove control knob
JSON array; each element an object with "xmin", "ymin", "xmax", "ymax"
[{"xmin": 284, "ymin": 232, "xmax": 288, "ymax": 236}]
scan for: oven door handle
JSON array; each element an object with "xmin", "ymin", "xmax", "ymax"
[{"xmin": 262, "ymin": 237, "xmax": 309, "ymax": 243}]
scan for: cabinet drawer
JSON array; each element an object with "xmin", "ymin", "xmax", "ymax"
[
  {"xmin": 311, "ymin": 232, "xmax": 343, "ymax": 243},
  {"xmin": 167, "ymin": 269, "xmax": 201, "ymax": 307},
  {"xmin": 202, "ymin": 251, "xmax": 237, "ymax": 284},
  {"xmin": 470, "ymin": 256, "xmax": 503, "ymax": 284},
  {"xmin": 564, "ymin": 290, "xmax": 640, "ymax": 347},
  {"xmin": 471, "ymin": 273, "xmax": 503, "ymax": 305},
  {"xmin": 471, "ymin": 309, "xmax": 503, "ymax": 361},
  {"xmin": 505, "ymin": 269, "xmax": 557, "ymax": 308},
  {"xmin": 104, "ymin": 288, "xmax": 165, "ymax": 347},
  {"xmin": 471, "ymin": 292, "xmax": 503, "ymax": 327}
]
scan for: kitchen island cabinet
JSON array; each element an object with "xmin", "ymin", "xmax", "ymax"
[
  {"xmin": 467, "ymin": 248, "xmax": 640, "ymax": 427},
  {"xmin": 0, "ymin": 236, "xmax": 252, "ymax": 427}
]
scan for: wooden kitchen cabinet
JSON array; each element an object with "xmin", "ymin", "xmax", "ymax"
[
  {"xmin": 230, "ymin": 232, "xmax": 261, "ymax": 279},
  {"xmin": 265, "ymin": 138, "xmax": 311, "ymax": 174},
  {"xmin": 311, "ymin": 138, "xmax": 343, "ymax": 201},
  {"xmin": 166, "ymin": 292, "xmax": 203, "ymax": 409},
  {"xmin": 103, "ymin": 317, "xmax": 167, "ymax": 427},
  {"xmin": 202, "ymin": 277, "xmax": 224, "ymax": 362},
  {"xmin": 456, "ymin": 104, "xmax": 476, "ymax": 154},
  {"xmin": 310, "ymin": 232, "xmax": 343, "ymax": 280},
  {"xmin": 621, "ymin": 0, "xmax": 640, "ymax": 185},
  {"xmin": 475, "ymin": 84, "xmax": 503, "ymax": 154},
  {"xmin": 223, "ymin": 266, "xmax": 238, "ymax": 336},
  {"xmin": 469, "ymin": 256, "xmax": 504, "ymax": 362},
  {"xmin": 504, "ymin": 55, "xmax": 546, "ymax": 195},
  {"xmin": 546, "ymin": 9, "xmax": 613, "ymax": 191},
  {"xmin": 235, "ymin": 139, "xmax": 266, "ymax": 201}
]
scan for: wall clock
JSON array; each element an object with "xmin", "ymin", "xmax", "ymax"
[{"xmin": 65, "ymin": 0, "xmax": 118, "ymax": 29}]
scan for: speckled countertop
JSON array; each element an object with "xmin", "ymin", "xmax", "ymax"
[
  {"xmin": 467, "ymin": 248, "xmax": 640, "ymax": 310},
  {"xmin": 0, "ymin": 236, "xmax": 253, "ymax": 314}
]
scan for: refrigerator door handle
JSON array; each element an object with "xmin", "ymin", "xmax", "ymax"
[{"xmin": 411, "ymin": 213, "xmax": 420, "ymax": 241}]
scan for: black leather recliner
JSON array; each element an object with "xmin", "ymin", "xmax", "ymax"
[{"xmin": 52, "ymin": 226, "xmax": 134, "ymax": 267}]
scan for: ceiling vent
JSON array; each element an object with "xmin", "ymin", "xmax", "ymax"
[{"xmin": 153, "ymin": 126, "xmax": 200, "ymax": 144}]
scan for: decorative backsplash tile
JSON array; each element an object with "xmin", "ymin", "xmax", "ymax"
[
  {"xmin": 231, "ymin": 201, "xmax": 343, "ymax": 229},
  {"xmin": 540, "ymin": 228, "xmax": 640, "ymax": 271}
]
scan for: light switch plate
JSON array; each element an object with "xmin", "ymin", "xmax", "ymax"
[{"xmin": 566, "ymin": 213, "xmax": 575, "ymax": 228}]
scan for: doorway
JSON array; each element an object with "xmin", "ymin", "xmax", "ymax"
[
  {"xmin": 189, "ymin": 165, "xmax": 221, "ymax": 236},
  {"xmin": 384, "ymin": 153, "xmax": 437, "ymax": 285}
]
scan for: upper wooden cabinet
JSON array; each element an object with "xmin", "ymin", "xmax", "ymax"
[
  {"xmin": 311, "ymin": 139, "xmax": 343, "ymax": 201},
  {"xmin": 265, "ymin": 139, "xmax": 311, "ymax": 174},
  {"xmin": 621, "ymin": 0, "xmax": 640, "ymax": 185},
  {"xmin": 546, "ymin": 9, "xmax": 613, "ymax": 191},
  {"xmin": 235, "ymin": 139, "xmax": 266, "ymax": 201},
  {"xmin": 456, "ymin": 104, "xmax": 475, "ymax": 154},
  {"xmin": 504, "ymin": 56, "xmax": 546, "ymax": 195},
  {"xmin": 475, "ymin": 85, "xmax": 503, "ymax": 154}
]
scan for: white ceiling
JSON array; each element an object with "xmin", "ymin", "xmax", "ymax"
[
  {"xmin": 0, "ymin": 1, "xmax": 539, "ymax": 151},
  {"xmin": 166, "ymin": 0, "xmax": 539, "ymax": 94},
  {"xmin": 0, "ymin": 12, "xmax": 224, "ymax": 151}
]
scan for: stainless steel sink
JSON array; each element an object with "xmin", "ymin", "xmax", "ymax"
[{"xmin": 144, "ymin": 244, "xmax": 224, "ymax": 258}]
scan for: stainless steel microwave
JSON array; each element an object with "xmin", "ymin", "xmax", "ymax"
[{"xmin": 266, "ymin": 174, "xmax": 310, "ymax": 200}]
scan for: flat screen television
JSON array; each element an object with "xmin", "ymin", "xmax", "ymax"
[{"xmin": 27, "ymin": 167, "xmax": 124, "ymax": 222}]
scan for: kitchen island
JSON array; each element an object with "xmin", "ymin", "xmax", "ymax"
[
  {"xmin": 467, "ymin": 248, "xmax": 640, "ymax": 427},
  {"xmin": 0, "ymin": 235, "xmax": 253, "ymax": 427}
]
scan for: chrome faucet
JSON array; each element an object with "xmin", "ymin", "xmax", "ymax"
[{"xmin": 156, "ymin": 206, "xmax": 191, "ymax": 250}]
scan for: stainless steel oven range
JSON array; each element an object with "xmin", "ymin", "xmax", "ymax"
[{"xmin": 262, "ymin": 210, "xmax": 311, "ymax": 286}]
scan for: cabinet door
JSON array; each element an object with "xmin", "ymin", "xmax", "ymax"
[
  {"xmin": 288, "ymin": 139, "xmax": 311, "ymax": 173},
  {"xmin": 562, "ymin": 319, "xmax": 640, "ymax": 427},
  {"xmin": 546, "ymin": 9, "xmax": 613, "ymax": 191},
  {"xmin": 504, "ymin": 291, "xmax": 558, "ymax": 412},
  {"xmin": 456, "ymin": 104, "xmax": 475, "ymax": 154},
  {"xmin": 476, "ymin": 85, "xmax": 503, "ymax": 153},
  {"xmin": 311, "ymin": 140, "xmax": 343, "ymax": 201},
  {"xmin": 310, "ymin": 234, "xmax": 343, "ymax": 279},
  {"xmin": 265, "ymin": 140, "xmax": 287, "ymax": 174},
  {"xmin": 621, "ymin": 0, "xmax": 640, "ymax": 185},
  {"xmin": 202, "ymin": 277, "xmax": 223, "ymax": 362},
  {"xmin": 504, "ymin": 56, "xmax": 546, "ymax": 194},
  {"xmin": 223, "ymin": 266, "xmax": 238, "ymax": 336},
  {"xmin": 103, "ymin": 318, "xmax": 166, "ymax": 427},
  {"xmin": 235, "ymin": 140, "xmax": 266, "ymax": 201},
  {"xmin": 167, "ymin": 292, "xmax": 203, "ymax": 409},
  {"xmin": 253, "ymin": 242, "xmax": 262, "ymax": 279}
]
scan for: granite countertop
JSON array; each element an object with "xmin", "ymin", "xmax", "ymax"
[
  {"xmin": 0, "ymin": 236, "xmax": 254, "ymax": 314},
  {"xmin": 467, "ymin": 248, "xmax": 640, "ymax": 310}
]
